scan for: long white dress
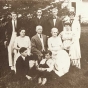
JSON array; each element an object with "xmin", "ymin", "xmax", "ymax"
[
  {"xmin": 70, "ymin": 17, "xmax": 81, "ymax": 69},
  {"xmin": 48, "ymin": 36, "xmax": 70, "ymax": 77}
]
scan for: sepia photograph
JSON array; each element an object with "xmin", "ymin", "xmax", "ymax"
[{"xmin": 0, "ymin": 0, "xmax": 88, "ymax": 88}]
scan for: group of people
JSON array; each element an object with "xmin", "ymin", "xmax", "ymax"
[{"xmin": 1, "ymin": 7, "xmax": 81, "ymax": 85}]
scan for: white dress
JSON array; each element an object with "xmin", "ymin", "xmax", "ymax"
[
  {"xmin": 13, "ymin": 36, "xmax": 31, "ymax": 69},
  {"xmin": 48, "ymin": 36, "xmax": 70, "ymax": 77},
  {"xmin": 59, "ymin": 30, "xmax": 74, "ymax": 51},
  {"xmin": 70, "ymin": 17, "xmax": 81, "ymax": 69}
]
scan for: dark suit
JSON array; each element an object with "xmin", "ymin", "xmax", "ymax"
[
  {"xmin": 5, "ymin": 19, "xmax": 21, "ymax": 45},
  {"xmin": 31, "ymin": 34, "xmax": 48, "ymax": 57},
  {"xmin": 45, "ymin": 16, "xmax": 63, "ymax": 36},
  {"xmin": 16, "ymin": 55, "xmax": 38, "ymax": 79},
  {"xmin": 30, "ymin": 16, "xmax": 46, "ymax": 37}
]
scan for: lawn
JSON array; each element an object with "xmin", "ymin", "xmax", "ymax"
[{"xmin": 0, "ymin": 26, "xmax": 88, "ymax": 88}]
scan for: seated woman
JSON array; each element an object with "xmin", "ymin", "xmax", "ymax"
[
  {"xmin": 13, "ymin": 28, "xmax": 31, "ymax": 72},
  {"xmin": 59, "ymin": 21, "xmax": 74, "ymax": 54},
  {"xmin": 48, "ymin": 28, "xmax": 70, "ymax": 77}
]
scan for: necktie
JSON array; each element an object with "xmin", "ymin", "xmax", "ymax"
[{"xmin": 40, "ymin": 34, "xmax": 42, "ymax": 38}]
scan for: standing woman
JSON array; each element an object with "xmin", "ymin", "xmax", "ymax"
[
  {"xmin": 59, "ymin": 21, "xmax": 74, "ymax": 54},
  {"xmin": 48, "ymin": 28, "xmax": 70, "ymax": 77},
  {"xmin": 69, "ymin": 16, "xmax": 81, "ymax": 69}
]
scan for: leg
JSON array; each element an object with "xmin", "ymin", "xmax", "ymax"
[{"xmin": 8, "ymin": 45, "xmax": 13, "ymax": 68}]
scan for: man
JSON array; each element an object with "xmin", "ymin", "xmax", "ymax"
[
  {"xmin": 4, "ymin": 12, "xmax": 21, "ymax": 70},
  {"xmin": 46, "ymin": 8, "xmax": 63, "ymax": 36},
  {"xmin": 30, "ymin": 8, "xmax": 46, "ymax": 38},
  {"xmin": 31, "ymin": 25, "xmax": 48, "ymax": 61}
]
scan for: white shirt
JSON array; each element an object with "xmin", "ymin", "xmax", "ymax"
[
  {"xmin": 37, "ymin": 16, "xmax": 41, "ymax": 19},
  {"xmin": 12, "ymin": 20, "xmax": 17, "ymax": 32},
  {"xmin": 53, "ymin": 16, "xmax": 57, "ymax": 26},
  {"xmin": 37, "ymin": 33, "xmax": 45, "ymax": 51}
]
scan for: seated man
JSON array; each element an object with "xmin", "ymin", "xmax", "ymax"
[
  {"xmin": 16, "ymin": 47, "xmax": 38, "ymax": 80},
  {"xmin": 31, "ymin": 25, "xmax": 48, "ymax": 63}
]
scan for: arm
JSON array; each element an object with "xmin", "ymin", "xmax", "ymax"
[
  {"xmin": 46, "ymin": 59, "xmax": 54, "ymax": 72},
  {"xmin": 59, "ymin": 20, "xmax": 64, "ymax": 32},
  {"xmin": 27, "ymin": 36, "xmax": 31, "ymax": 55},
  {"xmin": 48, "ymin": 38, "xmax": 52, "ymax": 51},
  {"xmin": 14, "ymin": 37, "xmax": 20, "ymax": 50}
]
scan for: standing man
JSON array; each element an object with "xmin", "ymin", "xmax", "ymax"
[
  {"xmin": 46, "ymin": 8, "xmax": 63, "ymax": 36},
  {"xmin": 31, "ymin": 25, "xmax": 48, "ymax": 62},
  {"xmin": 4, "ymin": 12, "xmax": 21, "ymax": 71},
  {"xmin": 30, "ymin": 8, "xmax": 46, "ymax": 38}
]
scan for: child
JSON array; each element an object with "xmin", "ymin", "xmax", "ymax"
[
  {"xmin": 37, "ymin": 50, "xmax": 54, "ymax": 85},
  {"xmin": 16, "ymin": 47, "xmax": 38, "ymax": 80}
]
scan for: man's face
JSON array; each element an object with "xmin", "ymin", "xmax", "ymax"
[
  {"xmin": 45, "ymin": 53, "xmax": 51, "ymax": 59},
  {"xmin": 36, "ymin": 10, "xmax": 42, "ymax": 16},
  {"xmin": 12, "ymin": 14, "xmax": 17, "ymax": 20},
  {"xmin": 36, "ymin": 27, "xmax": 43, "ymax": 34},
  {"xmin": 52, "ymin": 9, "xmax": 58, "ymax": 17},
  {"xmin": 21, "ymin": 50, "xmax": 28, "ymax": 57}
]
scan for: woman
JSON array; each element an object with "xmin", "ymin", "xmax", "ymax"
[
  {"xmin": 13, "ymin": 28, "xmax": 31, "ymax": 71},
  {"xmin": 48, "ymin": 28, "xmax": 70, "ymax": 77},
  {"xmin": 69, "ymin": 16, "xmax": 81, "ymax": 69},
  {"xmin": 59, "ymin": 21, "xmax": 74, "ymax": 53}
]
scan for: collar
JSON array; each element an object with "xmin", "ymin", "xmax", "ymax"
[
  {"xmin": 37, "ymin": 16, "xmax": 41, "ymax": 19},
  {"xmin": 21, "ymin": 55, "xmax": 25, "ymax": 60},
  {"xmin": 53, "ymin": 16, "xmax": 57, "ymax": 19},
  {"xmin": 37, "ymin": 33, "xmax": 42, "ymax": 38}
]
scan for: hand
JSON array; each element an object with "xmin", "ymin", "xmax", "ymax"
[{"xmin": 4, "ymin": 41, "xmax": 8, "ymax": 48}]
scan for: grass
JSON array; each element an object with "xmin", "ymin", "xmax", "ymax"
[{"xmin": 0, "ymin": 26, "xmax": 88, "ymax": 88}]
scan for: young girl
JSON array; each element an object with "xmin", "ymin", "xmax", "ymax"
[{"xmin": 37, "ymin": 50, "xmax": 54, "ymax": 85}]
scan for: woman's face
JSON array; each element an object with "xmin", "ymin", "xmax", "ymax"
[
  {"xmin": 51, "ymin": 29, "xmax": 58, "ymax": 37},
  {"xmin": 65, "ymin": 25, "xmax": 71, "ymax": 31},
  {"xmin": 20, "ymin": 30, "xmax": 25, "ymax": 37}
]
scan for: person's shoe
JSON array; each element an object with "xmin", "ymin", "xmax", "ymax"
[
  {"xmin": 41, "ymin": 78, "xmax": 47, "ymax": 85},
  {"xmin": 38, "ymin": 77, "xmax": 42, "ymax": 84}
]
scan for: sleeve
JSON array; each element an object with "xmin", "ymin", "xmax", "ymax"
[
  {"xmin": 58, "ymin": 31, "xmax": 63, "ymax": 39},
  {"xmin": 31, "ymin": 37, "xmax": 42, "ymax": 55},
  {"xmin": 48, "ymin": 38, "xmax": 52, "ymax": 51},
  {"xmin": 47, "ymin": 59, "xmax": 54, "ymax": 72},
  {"xmin": 14, "ymin": 37, "xmax": 18, "ymax": 49},
  {"xmin": 59, "ymin": 20, "xmax": 64, "ymax": 33},
  {"xmin": 16, "ymin": 58, "xmax": 22, "ymax": 75},
  {"xmin": 27, "ymin": 36, "xmax": 31, "ymax": 55},
  {"xmin": 77, "ymin": 22, "xmax": 81, "ymax": 39}
]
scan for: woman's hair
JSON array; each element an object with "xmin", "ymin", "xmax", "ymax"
[
  {"xmin": 51, "ymin": 27, "xmax": 58, "ymax": 33},
  {"xmin": 18, "ymin": 27, "xmax": 26, "ymax": 33},
  {"xmin": 19, "ymin": 47, "xmax": 27, "ymax": 54},
  {"xmin": 64, "ymin": 23, "xmax": 71, "ymax": 27}
]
